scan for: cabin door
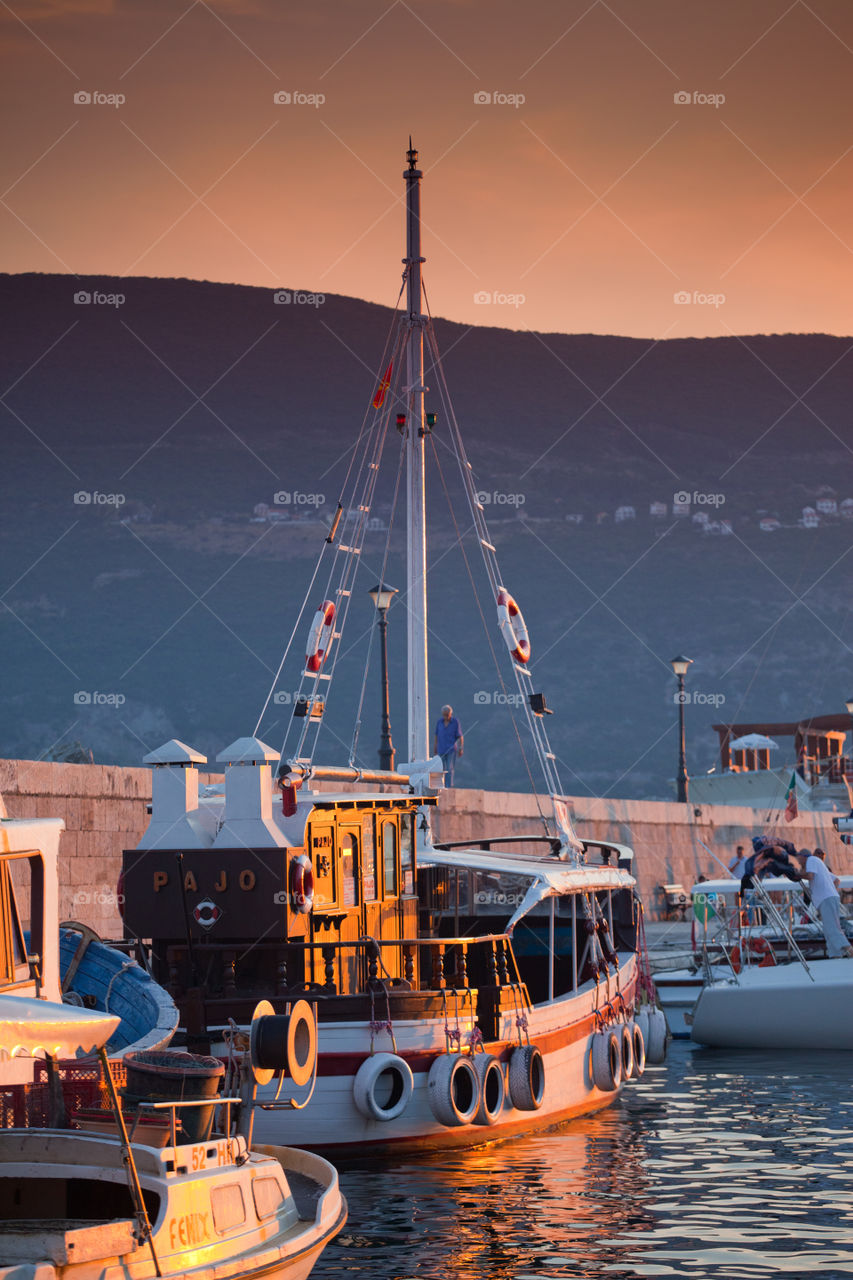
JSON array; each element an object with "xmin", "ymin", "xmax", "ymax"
[
  {"xmin": 361, "ymin": 814, "xmax": 382, "ymax": 984},
  {"xmin": 337, "ymin": 827, "xmax": 362, "ymax": 994}
]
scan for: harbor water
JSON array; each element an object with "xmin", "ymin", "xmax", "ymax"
[{"xmin": 313, "ymin": 1041, "xmax": 853, "ymax": 1278}]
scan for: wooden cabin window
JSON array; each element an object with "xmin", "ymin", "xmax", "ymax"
[
  {"xmin": 362, "ymin": 816, "xmax": 377, "ymax": 901},
  {"xmin": 382, "ymin": 822, "xmax": 398, "ymax": 897},
  {"xmin": 340, "ymin": 832, "xmax": 359, "ymax": 907},
  {"xmin": 0, "ymin": 858, "xmax": 31, "ymax": 986},
  {"xmin": 400, "ymin": 814, "xmax": 415, "ymax": 895}
]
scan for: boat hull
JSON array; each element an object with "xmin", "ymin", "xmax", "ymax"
[
  {"xmin": 250, "ymin": 957, "xmax": 640, "ymax": 1154},
  {"xmin": 690, "ymin": 959, "xmax": 853, "ymax": 1049}
]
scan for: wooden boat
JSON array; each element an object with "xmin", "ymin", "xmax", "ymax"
[{"xmin": 120, "ymin": 145, "xmax": 665, "ymax": 1156}]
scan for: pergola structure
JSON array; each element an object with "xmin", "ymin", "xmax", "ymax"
[{"xmin": 713, "ymin": 714, "xmax": 851, "ymax": 781}]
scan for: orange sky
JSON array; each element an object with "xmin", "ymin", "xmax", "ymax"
[{"xmin": 2, "ymin": 0, "xmax": 852, "ymax": 338}]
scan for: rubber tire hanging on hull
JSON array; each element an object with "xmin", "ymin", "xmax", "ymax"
[
  {"xmin": 645, "ymin": 1007, "xmax": 668, "ymax": 1064},
  {"xmin": 620, "ymin": 1023, "xmax": 635, "ymax": 1081},
  {"xmin": 631, "ymin": 1022, "xmax": 646, "ymax": 1077},
  {"xmin": 352, "ymin": 1053, "xmax": 414, "ymax": 1122},
  {"xmin": 427, "ymin": 1053, "xmax": 480, "ymax": 1127},
  {"xmin": 590, "ymin": 1030, "xmax": 622, "ymax": 1091},
  {"xmin": 472, "ymin": 1053, "xmax": 505, "ymax": 1126},
  {"xmin": 507, "ymin": 1044, "xmax": 545, "ymax": 1111}
]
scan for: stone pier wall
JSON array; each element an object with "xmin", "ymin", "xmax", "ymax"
[{"xmin": 2, "ymin": 759, "xmax": 851, "ymax": 934}]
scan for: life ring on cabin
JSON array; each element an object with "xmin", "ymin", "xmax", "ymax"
[
  {"xmin": 352, "ymin": 1052, "xmax": 414, "ymax": 1122},
  {"xmin": 472, "ymin": 1053, "xmax": 506, "ymax": 1126},
  {"xmin": 591, "ymin": 1029, "xmax": 622, "ymax": 1091},
  {"xmin": 305, "ymin": 600, "xmax": 335, "ymax": 672},
  {"xmin": 507, "ymin": 1044, "xmax": 545, "ymax": 1111},
  {"xmin": 496, "ymin": 589, "xmax": 531, "ymax": 665},
  {"xmin": 730, "ymin": 936, "xmax": 776, "ymax": 974},
  {"xmin": 620, "ymin": 1022, "xmax": 635, "ymax": 1081},
  {"xmin": 427, "ymin": 1053, "xmax": 481, "ymax": 1127},
  {"xmin": 289, "ymin": 854, "xmax": 314, "ymax": 914},
  {"xmin": 630, "ymin": 1021, "xmax": 646, "ymax": 1078}
]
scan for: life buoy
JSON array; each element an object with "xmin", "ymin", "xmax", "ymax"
[
  {"xmin": 472, "ymin": 1053, "xmax": 505, "ymax": 1125},
  {"xmin": 620, "ymin": 1022, "xmax": 635, "ymax": 1081},
  {"xmin": 507, "ymin": 1044, "xmax": 545, "ymax": 1111},
  {"xmin": 427, "ymin": 1053, "xmax": 480, "ymax": 1127},
  {"xmin": 289, "ymin": 854, "xmax": 314, "ymax": 914},
  {"xmin": 352, "ymin": 1053, "xmax": 414, "ymax": 1122},
  {"xmin": 731, "ymin": 936, "xmax": 776, "ymax": 974},
  {"xmin": 591, "ymin": 1029, "xmax": 622, "ymax": 1091},
  {"xmin": 496, "ymin": 588, "xmax": 531, "ymax": 665},
  {"xmin": 305, "ymin": 600, "xmax": 335, "ymax": 673},
  {"xmin": 631, "ymin": 1022, "xmax": 646, "ymax": 1078}
]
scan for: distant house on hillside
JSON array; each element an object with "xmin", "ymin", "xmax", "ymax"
[
  {"xmin": 650, "ymin": 501, "xmax": 667, "ymax": 518},
  {"xmin": 800, "ymin": 507, "xmax": 819, "ymax": 529},
  {"xmin": 816, "ymin": 497, "xmax": 837, "ymax": 517},
  {"xmin": 759, "ymin": 517, "xmax": 781, "ymax": 533},
  {"xmin": 692, "ymin": 512, "xmax": 709, "ymax": 528},
  {"xmin": 615, "ymin": 505, "xmax": 635, "ymax": 523},
  {"xmin": 672, "ymin": 497, "xmax": 690, "ymax": 517},
  {"xmin": 840, "ymin": 498, "xmax": 853, "ymax": 520},
  {"xmin": 595, "ymin": 511, "xmax": 609, "ymax": 525},
  {"xmin": 565, "ymin": 513, "xmax": 583, "ymax": 525},
  {"xmin": 251, "ymin": 502, "xmax": 269, "ymax": 523},
  {"xmin": 367, "ymin": 516, "xmax": 387, "ymax": 532}
]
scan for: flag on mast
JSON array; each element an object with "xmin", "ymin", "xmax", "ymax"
[
  {"xmin": 784, "ymin": 772, "xmax": 798, "ymax": 822},
  {"xmin": 372, "ymin": 362, "xmax": 393, "ymax": 409}
]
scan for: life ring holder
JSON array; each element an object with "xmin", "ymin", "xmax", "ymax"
[
  {"xmin": 305, "ymin": 599, "xmax": 335, "ymax": 673},
  {"xmin": 496, "ymin": 588, "xmax": 531, "ymax": 665},
  {"xmin": 289, "ymin": 853, "xmax": 314, "ymax": 914}
]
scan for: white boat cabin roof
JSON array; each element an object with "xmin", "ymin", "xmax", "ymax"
[{"xmin": 692, "ymin": 874, "xmax": 853, "ymax": 897}]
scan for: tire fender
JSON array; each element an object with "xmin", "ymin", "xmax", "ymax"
[
  {"xmin": 352, "ymin": 1052, "xmax": 414, "ymax": 1122},
  {"xmin": 620, "ymin": 1022, "xmax": 635, "ymax": 1081},
  {"xmin": 590, "ymin": 1029, "xmax": 622, "ymax": 1091},
  {"xmin": 427, "ymin": 1053, "xmax": 480, "ymax": 1127},
  {"xmin": 645, "ymin": 1007, "xmax": 668, "ymax": 1064},
  {"xmin": 631, "ymin": 1022, "xmax": 646, "ymax": 1077},
  {"xmin": 472, "ymin": 1053, "xmax": 505, "ymax": 1126},
  {"xmin": 507, "ymin": 1043, "xmax": 545, "ymax": 1111}
]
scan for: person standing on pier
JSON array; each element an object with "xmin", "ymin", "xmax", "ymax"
[{"xmin": 434, "ymin": 704, "xmax": 463, "ymax": 787}]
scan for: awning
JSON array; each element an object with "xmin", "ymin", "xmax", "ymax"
[
  {"xmin": 419, "ymin": 845, "xmax": 635, "ymax": 931},
  {"xmin": 0, "ymin": 996, "xmax": 120, "ymax": 1061}
]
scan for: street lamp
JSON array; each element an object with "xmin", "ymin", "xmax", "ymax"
[
  {"xmin": 670, "ymin": 655, "xmax": 693, "ymax": 803},
  {"xmin": 369, "ymin": 583, "xmax": 398, "ymax": 771}
]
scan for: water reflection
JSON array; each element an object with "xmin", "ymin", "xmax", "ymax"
[{"xmin": 312, "ymin": 1043, "xmax": 853, "ymax": 1279}]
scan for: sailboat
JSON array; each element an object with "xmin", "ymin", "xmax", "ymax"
[{"xmin": 121, "ymin": 144, "xmax": 664, "ymax": 1154}]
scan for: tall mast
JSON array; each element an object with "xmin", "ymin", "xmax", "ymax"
[{"xmin": 404, "ymin": 140, "xmax": 429, "ymax": 763}]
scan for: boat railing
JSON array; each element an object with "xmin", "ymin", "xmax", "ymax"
[
  {"xmin": 133, "ymin": 1096, "xmax": 242, "ymax": 1150},
  {"xmin": 747, "ymin": 880, "xmax": 814, "ymax": 980},
  {"xmin": 165, "ymin": 932, "xmax": 528, "ymax": 1004}
]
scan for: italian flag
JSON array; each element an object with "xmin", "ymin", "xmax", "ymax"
[
  {"xmin": 372, "ymin": 362, "xmax": 393, "ymax": 409},
  {"xmin": 784, "ymin": 772, "xmax": 798, "ymax": 822}
]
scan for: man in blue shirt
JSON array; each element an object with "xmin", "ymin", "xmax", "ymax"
[{"xmin": 434, "ymin": 704, "xmax": 463, "ymax": 787}]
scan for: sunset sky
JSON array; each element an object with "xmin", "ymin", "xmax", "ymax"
[{"xmin": 2, "ymin": 0, "xmax": 852, "ymax": 338}]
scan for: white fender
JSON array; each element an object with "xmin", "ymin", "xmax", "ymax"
[
  {"xmin": 590, "ymin": 1029, "xmax": 622, "ymax": 1091},
  {"xmin": 631, "ymin": 1022, "xmax": 646, "ymax": 1078},
  {"xmin": 352, "ymin": 1053, "xmax": 414, "ymax": 1122},
  {"xmin": 427, "ymin": 1053, "xmax": 480, "ymax": 1127},
  {"xmin": 620, "ymin": 1022, "xmax": 635, "ymax": 1081},
  {"xmin": 472, "ymin": 1053, "xmax": 505, "ymax": 1126},
  {"xmin": 645, "ymin": 1007, "xmax": 668, "ymax": 1064},
  {"xmin": 507, "ymin": 1044, "xmax": 545, "ymax": 1111},
  {"xmin": 634, "ymin": 1007, "xmax": 649, "ymax": 1050}
]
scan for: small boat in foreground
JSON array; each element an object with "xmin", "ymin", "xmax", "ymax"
[{"xmin": 0, "ymin": 1004, "xmax": 346, "ymax": 1280}]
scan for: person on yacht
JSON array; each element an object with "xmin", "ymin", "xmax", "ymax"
[{"xmin": 794, "ymin": 849, "xmax": 853, "ymax": 959}]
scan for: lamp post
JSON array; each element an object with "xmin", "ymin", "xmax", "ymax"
[
  {"xmin": 670, "ymin": 655, "xmax": 693, "ymax": 803},
  {"xmin": 369, "ymin": 583, "xmax": 398, "ymax": 771}
]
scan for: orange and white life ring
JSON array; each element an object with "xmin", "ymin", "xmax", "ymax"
[
  {"xmin": 731, "ymin": 935, "xmax": 776, "ymax": 974},
  {"xmin": 496, "ymin": 588, "xmax": 530, "ymax": 665},
  {"xmin": 289, "ymin": 853, "xmax": 314, "ymax": 913},
  {"xmin": 306, "ymin": 600, "xmax": 335, "ymax": 672}
]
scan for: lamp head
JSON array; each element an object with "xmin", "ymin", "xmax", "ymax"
[
  {"xmin": 368, "ymin": 582, "xmax": 398, "ymax": 612},
  {"xmin": 670, "ymin": 655, "xmax": 693, "ymax": 678}
]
